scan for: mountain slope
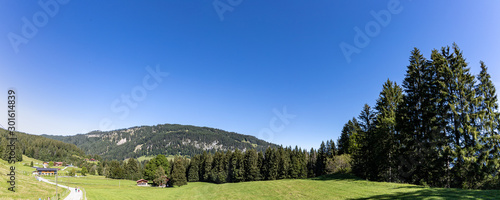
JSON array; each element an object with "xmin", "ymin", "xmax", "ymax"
[
  {"xmin": 0, "ymin": 128, "xmax": 85, "ymax": 163},
  {"xmin": 43, "ymin": 123, "xmax": 278, "ymax": 160}
]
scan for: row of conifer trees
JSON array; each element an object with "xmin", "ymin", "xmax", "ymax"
[{"xmin": 337, "ymin": 44, "xmax": 500, "ymax": 189}]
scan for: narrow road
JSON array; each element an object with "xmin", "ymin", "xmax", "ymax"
[{"xmin": 38, "ymin": 176, "xmax": 84, "ymax": 200}]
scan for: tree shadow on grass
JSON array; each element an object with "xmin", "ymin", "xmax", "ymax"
[
  {"xmin": 348, "ymin": 187, "xmax": 500, "ymax": 200},
  {"xmin": 310, "ymin": 173, "xmax": 363, "ymax": 181}
]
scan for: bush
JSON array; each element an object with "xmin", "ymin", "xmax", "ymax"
[{"xmin": 325, "ymin": 154, "xmax": 352, "ymax": 174}]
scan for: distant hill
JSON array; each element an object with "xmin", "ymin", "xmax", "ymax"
[
  {"xmin": 43, "ymin": 123, "xmax": 279, "ymax": 160},
  {"xmin": 0, "ymin": 128, "xmax": 85, "ymax": 163}
]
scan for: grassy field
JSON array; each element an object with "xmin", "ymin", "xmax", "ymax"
[
  {"xmin": 3, "ymin": 155, "xmax": 500, "ymax": 200},
  {"xmin": 44, "ymin": 174, "xmax": 500, "ymax": 200},
  {"xmin": 0, "ymin": 155, "xmax": 70, "ymax": 200},
  {"xmin": 135, "ymin": 155, "xmax": 177, "ymax": 162}
]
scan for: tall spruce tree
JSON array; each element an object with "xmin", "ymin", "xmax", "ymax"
[
  {"xmin": 264, "ymin": 147, "xmax": 278, "ymax": 180},
  {"xmin": 396, "ymin": 48, "xmax": 430, "ymax": 185},
  {"xmin": 374, "ymin": 79, "xmax": 403, "ymax": 182},
  {"xmin": 316, "ymin": 141, "xmax": 327, "ymax": 176},
  {"xmin": 352, "ymin": 104, "xmax": 376, "ymax": 179},
  {"xmin": 244, "ymin": 149, "xmax": 260, "ymax": 181},
  {"xmin": 337, "ymin": 122, "xmax": 351, "ymax": 155},
  {"xmin": 429, "ymin": 48, "xmax": 453, "ymax": 187},
  {"xmin": 125, "ymin": 158, "xmax": 141, "ymax": 180},
  {"xmin": 257, "ymin": 151, "xmax": 265, "ymax": 181},
  {"xmin": 278, "ymin": 147, "xmax": 290, "ymax": 179},
  {"xmin": 201, "ymin": 151, "xmax": 213, "ymax": 182},
  {"xmin": 187, "ymin": 155, "xmax": 200, "ymax": 182},
  {"xmin": 441, "ymin": 44, "xmax": 478, "ymax": 188},
  {"xmin": 474, "ymin": 61, "xmax": 500, "ymax": 188},
  {"xmin": 171, "ymin": 156, "xmax": 187, "ymax": 186},
  {"xmin": 307, "ymin": 148, "xmax": 317, "ymax": 178},
  {"xmin": 211, "ymin": 151, "xmax": 227, "ymax": 183},
  {"xmin": 229, "ymin": 149, "xmax": 245, "ymax": 182}
]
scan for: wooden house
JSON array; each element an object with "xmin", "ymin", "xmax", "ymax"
[
  {"xmin": 136, "ymin": 179, "xmax": 148, "ymax": 186},
  {"xmin": 35, "ymin": 168, "xmax": 59, "ymax": 176}
]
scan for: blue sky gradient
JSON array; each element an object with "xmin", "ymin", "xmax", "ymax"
[{"xmin": 1, "ymin": 0, "xmax": 499, "ymax": 150}]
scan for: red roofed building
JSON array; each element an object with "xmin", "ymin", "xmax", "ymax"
[{"xmin": 136, "ymin": 179, "xmax": 148, "ymax": 186}]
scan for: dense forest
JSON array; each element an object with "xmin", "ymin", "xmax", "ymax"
[
  {"xmin": 336, "ymin": 43, "xmax": 500, "ymax": 189},
  {"xmin": 0, "ymin": 128, "xmax": 85, "ymax": 163},
  {"xmin": 43, "ymin": 124, "xmax": 278, "ymax": 160}
]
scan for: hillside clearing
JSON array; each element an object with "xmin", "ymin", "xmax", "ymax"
[{"xmin": 0, "ymin": 156, "xmax": 69, "ymax": 200}]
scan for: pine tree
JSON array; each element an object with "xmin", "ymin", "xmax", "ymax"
[
  {"xmin": 229, "ymin": 149, "xmax": 245, "ymax": 182},
  {"xmin": 352, "ymin": 104, "xmax": 376, "ymax": 179},
  {"xmin": 307, "ymin": 148, "xmax": 317, "ymax": 178},
  {"xmin": 299, "ymin": 149, "xmax": 308, "ymax": 178},
  {"xmin": 327, "ymin": 139, "xmax": 336, "ymax": 158},
  {"xmin": 429, "ymin": 48, "xmax": 453, "ymax": 187},
  {"xmin": 396, "ymin": 48, "xmax": 431, "ymax": 185},
  {"xmin": 337, "ymin": 123, "xmax": 351, "ymax": 155},
  {"xmin": 473, "ymin": 61, "xmax": 500, "ymax": 188},
  {"xmin": 125, "ymin": 158, "xmax": 140, "ymax": 180},
  {"xmin": 289, "ymin": 146, "xmax": 301, "ymax": 178},
  {"xmin": 278, "ymin": 147, "xmax": 290, "ymax": 179},
  {"xmin": 211, "ymin": 151, "xmax": 227, "ymax": 183},
  {"xmin": 373, "ymin": 79, "xmax": 403, "ymax": 182},
  {"xmin": 316, "ymin": 141, "xmax": 326, "ymax": 176},
  {"xmin": 244, "ymin": 149, "xmax": 259, "ymax": 181},
  {"xmin": 441, "ymin": 44, "xmax": 478, "ymax": 188},
  {"xmin": 256, "ymin": 151, "xmax": 264, "ymax": 181},
  {"xmin": 108, "ymin": 160, "xmax": 124, "ymax": 179},
  {"xmin": 338, "ymin": 118, "xmax": 362, "ymax": 156},
  {"xmin": 201, "ymin": 151, "xmax": 213, "ymax": 182},
  {"xmin": 171, "ymin": 156, "xmax": 187, "ymax": 186},
  {"xmin": 264, "ymin": 148, "xmax": 278, "ymax": 180},
  {"xmin": 187, "ymin": 155, "xmax": 200, "ymax": 182}
]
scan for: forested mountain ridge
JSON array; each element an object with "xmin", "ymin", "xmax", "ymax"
[
  {"xmin": 0, "ymin": 128, "xmax": 85, "ymax": 163},
  {"xmin": 43, "ymin": 123, "xmax": 279, "ymax": 160}
]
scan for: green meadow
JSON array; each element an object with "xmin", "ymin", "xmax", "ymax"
[
  {"xmin": 44, "ymin": 174, "xmax": 500, "ymax": 200},
  {"xmin": 0, "ymin": 156, "xmax": 70, "ymax": 200}
]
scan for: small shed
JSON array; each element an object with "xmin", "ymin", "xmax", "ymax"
[
  {"xmin": 54, "ymin": 162, "xmax": 63, "ymax": 166},
  {"xmin": 136, "ymin": 179, "xmax": 149, "ymax": 186}
]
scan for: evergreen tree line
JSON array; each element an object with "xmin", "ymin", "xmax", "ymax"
[
  {"xmin": 336, "ymin": 44, "xmax": 500, "ymax": 189},
  {"xmin": 94, "ymin": 143, "xmax": 352, "ymax": 186},
  {"xmin": 185, "ymin": 144, "xmax": 350, "ymax": 184},
  {"xmin": 0, "ymin": 129, "xmax": 85, "ymax": 163}
]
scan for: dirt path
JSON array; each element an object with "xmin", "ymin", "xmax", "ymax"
[{"xmin": 38, "ymin": 176, "xmax": 84, "ymax": 200}]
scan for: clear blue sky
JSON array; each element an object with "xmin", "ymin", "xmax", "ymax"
[{"xmin": 1, "ymin": 0, "xmax": 499, "ymax": 150}]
